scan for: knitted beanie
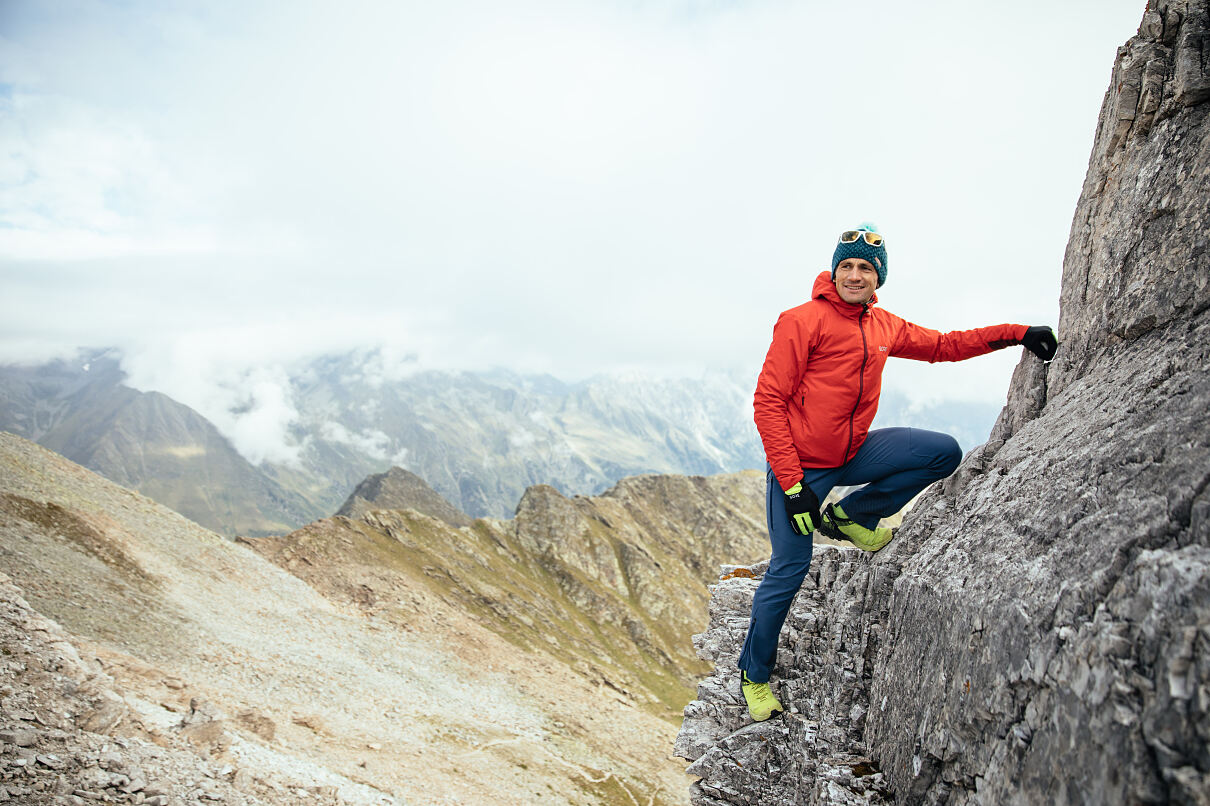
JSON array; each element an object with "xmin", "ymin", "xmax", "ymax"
[{"xmin": 831, "ymin": 222, "xmax": 888, "ymax": 287}]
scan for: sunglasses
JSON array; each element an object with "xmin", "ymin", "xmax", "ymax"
[{"xmin": 838, "ymin": 230, "xmax": 885, "ymax": 248}]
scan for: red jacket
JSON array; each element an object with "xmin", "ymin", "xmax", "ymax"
[{"xmin": 755, "ymin": 271, "xmax": 1027, "ymax": 492}]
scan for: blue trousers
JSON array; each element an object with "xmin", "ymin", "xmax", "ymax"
[{"xmin": 737, "ymin": 427, "xmax": 962, "ymax": 683}]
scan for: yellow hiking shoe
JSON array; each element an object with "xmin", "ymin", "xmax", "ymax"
[
  {"xmin": 740, "ymin": 671, "xmax": 783, "ymax": 721},
  {"xmin": 820, "ymin": 503, "xmax": 894, "ymax": 552}
]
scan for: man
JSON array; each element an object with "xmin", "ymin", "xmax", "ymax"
[{"xmin": 738, "ymin": 223, "xmax": 1058, "ymax": 722}]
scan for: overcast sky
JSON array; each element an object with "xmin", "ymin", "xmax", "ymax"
[{"xmin": 2, "ymin": 0, "xmax": 1145, "ymax": 425}]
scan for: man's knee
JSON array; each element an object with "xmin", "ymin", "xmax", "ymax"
[
  {"xmin": 914, "ymin": 429, "xmax": 962, "ymax": 478},
  {"xmin": 936, "ymin": 433, "xmax": 962, "ymax": 477}
]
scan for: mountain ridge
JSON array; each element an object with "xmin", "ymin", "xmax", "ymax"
[
  {"xmin": 245, "ymin": 467, "xmax": 771, "ymax": 712},
  {"xmin": 0, "ymin": 356, "xmax": 312, "ymax": 535}
]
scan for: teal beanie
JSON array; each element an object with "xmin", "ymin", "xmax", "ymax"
[{"xmin": 831, "ymin": 222, "xmax": 888, "ymax": 287}]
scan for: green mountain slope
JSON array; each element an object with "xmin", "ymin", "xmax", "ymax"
[{"xmin": 244, "ymin": 470, "xmax": 770, "ymax": 714}]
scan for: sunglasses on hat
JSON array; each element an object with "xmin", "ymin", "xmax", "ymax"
[{"xmin": 838, "ymin": 230, "xmax": 885, "ymax": 248}]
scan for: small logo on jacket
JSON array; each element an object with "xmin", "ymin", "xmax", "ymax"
[{"xmin": 879, "ymin": 345, "xmax": 888, "ymax": 352}]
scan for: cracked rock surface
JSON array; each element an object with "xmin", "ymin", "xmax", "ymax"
[
  {"xmin": 676, "ymin": 553, "xmax": 896, "ymax": 806},
  {"xmin": 677, "ymin": 2, "xmax": 1210, "ymax": 804}
]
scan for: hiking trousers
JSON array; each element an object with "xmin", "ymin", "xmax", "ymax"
[{"xmin": 737, "ymin": 427, "xmax": 962, "ymax": 683}]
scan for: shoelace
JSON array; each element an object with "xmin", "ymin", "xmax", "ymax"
[
  {"xmin": 743, "ymin": 676, "xmax": 776, "ymax": 704},
  {"xmin": 748, "ymin": 683, "xmax": 775, "ymax": 704},
  {"xmin": 825, "ymin": 504, "xmax": 858, "ymax": 532},
  {"xmin": 825, "ymin": 505, "xmax": 881, "ymax": 540}
]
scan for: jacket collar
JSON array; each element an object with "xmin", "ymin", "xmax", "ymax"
[{"xmin": 812, "ymin": 271, "xmax": 878, "ymax": 317}]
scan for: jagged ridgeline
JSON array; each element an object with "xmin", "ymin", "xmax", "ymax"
[
  {"xmin": 247, "ymin": 470, "xmax": 771, "ymax": 711},
  {"xmin": 679, "ymin": 3, "xmax": 1210, "ymax": 805},
  {"xmin": 0, "ymin": 358, "xmax": 771, "ymax": 536}
]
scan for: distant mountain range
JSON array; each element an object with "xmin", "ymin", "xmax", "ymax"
[{"xmin": 0, "ymin": 349, "xmax": 1000, "ymax": 535}]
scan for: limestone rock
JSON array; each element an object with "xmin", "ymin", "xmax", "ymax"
[
  {"xmin": 677, "ymin": 549, "xmax": 897, "ymax": 806},
  {"xmin": 678, "ymin": 3, "xmax": 1210, "ymax": 804}
]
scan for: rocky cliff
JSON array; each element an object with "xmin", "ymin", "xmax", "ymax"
[{"xmin": 676, "ymin": 3, "xmax": 1210, "ymax": 804}]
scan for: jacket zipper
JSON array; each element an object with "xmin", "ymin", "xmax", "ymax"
[{"xmin": 844, "ymin": 305, "xmax": 869, "ymax": 463}]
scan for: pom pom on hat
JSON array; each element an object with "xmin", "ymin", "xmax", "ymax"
[{"xmin": 831, "ymin": 223, "xmax": 888, "ymax": 287}]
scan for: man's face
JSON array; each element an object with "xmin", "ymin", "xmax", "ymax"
[{"xmin": 834, "ymin": 258, "xmax": 878, "ymax": 304}]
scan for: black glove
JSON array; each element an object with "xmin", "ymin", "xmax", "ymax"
[
  {"xmin": 783, "ymin": 481, "xmax": 821, "ymax": 536},
  {"xmin": 1021, "ymin": 325, "xmax": 1058, "ymax": 361}
]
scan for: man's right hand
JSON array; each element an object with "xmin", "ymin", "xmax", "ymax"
[
  {"xmin": 783, "ymin": 482, "xmax": 821, "ymax": 536},
  {"xmin": 1022, "ymin": 325, "xmax": 1058, "ymax": 361}
]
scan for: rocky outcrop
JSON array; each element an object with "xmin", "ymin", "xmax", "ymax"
[
  {"xmin": 677, "ymin": 3, "xmax": 1210, "ymax": 804},
  {"xmin": 675, "ymin": 551, "xmax": 897, "ymax": 806},
  {"xmin": 335, "ymin": 466, "xmax": 471, "ymax": 526}
]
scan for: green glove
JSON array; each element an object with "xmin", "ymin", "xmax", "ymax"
[
  {"xmin": 783, "ymin": 481, "xmax": 821, "ymax": 536},
  {"xmin": 1021, "ymin": 325, "xmax": 1058, "ymax": 361}
]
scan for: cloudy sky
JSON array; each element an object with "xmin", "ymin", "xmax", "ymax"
[{"xmin": 2, "ymin": 0, "xmax": 1144, "ymax": 424}]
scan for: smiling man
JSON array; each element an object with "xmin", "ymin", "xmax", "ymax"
[{"xmin": 737, "ymin": 223, "xmax": 1058, "ymax": 722}]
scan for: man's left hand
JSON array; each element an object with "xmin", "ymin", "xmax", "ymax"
[
  {"xmin": 1022, "ymin": 326, "xmax": 1058, "ymax": 361},
  {"xmin": 783, "ymin": 482, "xmax": 821, "ymax": 536}
]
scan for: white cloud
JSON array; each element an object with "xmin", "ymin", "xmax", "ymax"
[
  {"xmin": 508, "ymin": 429, "xmax": 539, "ymax": 449},
  {"xmin": 343, "ymin": 347, "xmax": 424, "ymax": 390},
  {"xmin": 223, "ymin": 367, "xmax": 306, "ymax": 467},
  {"xmin": 119, "ymin": 334, "xmax": 311, "ymax": 466},
  {"xmin": 319, "ymin": 421, "xmax": 393, "ymax": 461}
]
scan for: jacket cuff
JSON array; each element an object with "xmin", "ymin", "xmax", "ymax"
[
  {"xmin": 775, "ymin": 469, "xmax": 803, "ymax": 493},
  {"xmin": 989, "ymin": 324, "xmax": 1030, "ymax": 350}
]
